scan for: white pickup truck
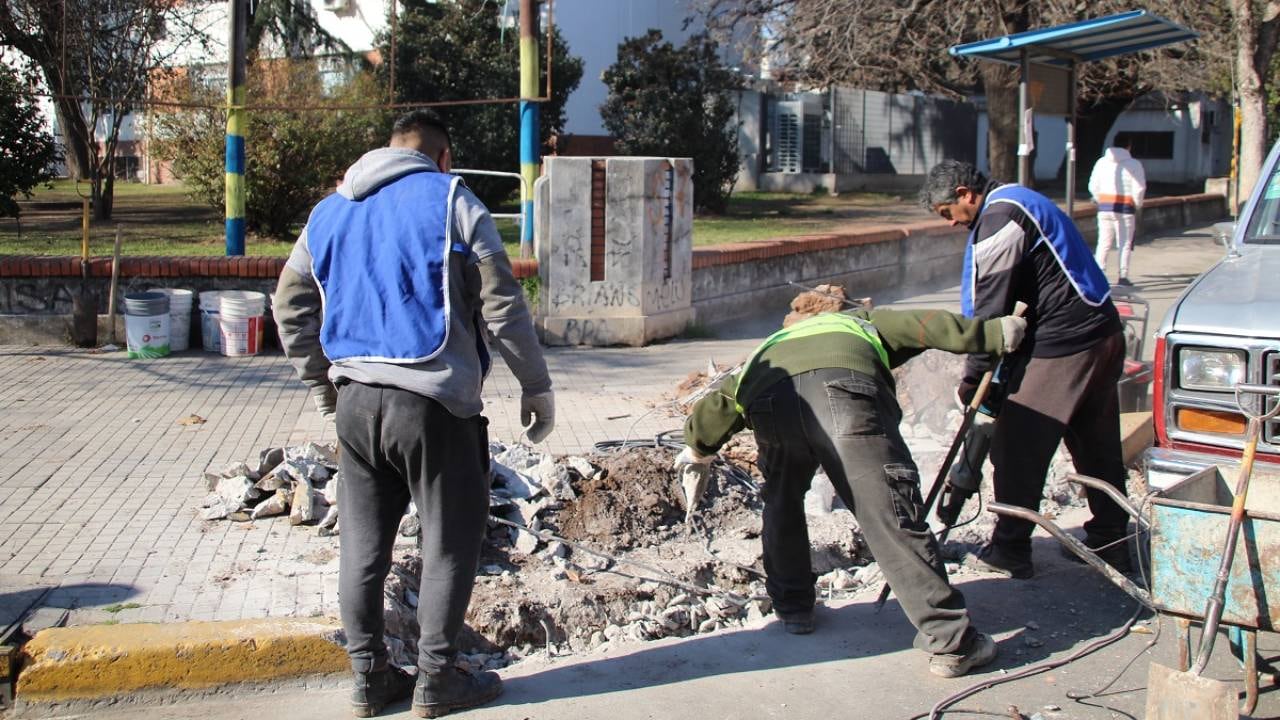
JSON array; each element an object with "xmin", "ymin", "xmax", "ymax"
[{"xmin": 1145, "ymin": 141, "xmax": 1280, "ymax": 489}]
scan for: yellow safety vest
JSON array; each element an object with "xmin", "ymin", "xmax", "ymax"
[{"xmin": 733, "ymin": 313, "xmax": 890, "ymax": 414}]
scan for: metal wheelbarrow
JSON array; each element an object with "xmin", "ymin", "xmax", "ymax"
[{"xmin": 987, "ymin": 383, "xmax": 1280, "ymax": 716}]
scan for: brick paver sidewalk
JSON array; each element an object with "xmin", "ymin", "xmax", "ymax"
[{"xmin": 0, "ymin": 335, "xmax": 759, "ymax": 626}]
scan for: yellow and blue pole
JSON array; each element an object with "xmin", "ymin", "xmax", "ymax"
[
  {"xmin": 225, "ymin": 0, "xmax": 248, "ymax": 256},
  {"xmin": 518, "ymin": 0, "xmax": 539, "ymax": 259}
]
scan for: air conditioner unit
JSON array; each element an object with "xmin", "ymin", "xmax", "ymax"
[{"xmin": 322, "ymin": 0, "xmax": 352, "ymax": 12}]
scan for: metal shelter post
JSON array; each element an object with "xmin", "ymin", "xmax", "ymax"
[
  {"xmin": 1065, "ymin": 61, "xmax": 1077, "ymax": 217},
  {"xmin": 1018, "ymin": 48, "xmax": 1030, "ymax": 186}
]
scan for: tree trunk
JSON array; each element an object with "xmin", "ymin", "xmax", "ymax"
[
  {"xmin": 982, "ymin": 63, "xmax": 1020, "ymax": 184},
  {"xmin": 1232, "ymin": 0, "xmax": 1280, "ymax": 207},
  {"xmin": 54, "ymin": 101, "xmax": 93, "ymax": 181},
  {"xmin": 96, "ymin": 174, "xmax": 115, "ymax": 220}
]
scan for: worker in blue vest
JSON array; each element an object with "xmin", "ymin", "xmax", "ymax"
[
  {"xmin": 920, "ymin": 160, "xmax": 1130, "ymax": 580},
  {"xmin": 678, "ymin": 301, "xmax": 1026, "ymax": 677},
  {"xmin": 275, "ymin": 110, "xmax": 554, "ymax": 718}
]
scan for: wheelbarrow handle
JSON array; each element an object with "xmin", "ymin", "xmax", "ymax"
[
  {"xmin": 1066, "ymin": 474, "xmax": 1151, "ymax": 530},
  {"xmin": 987, "ymin": 502, "xmax": 1153, "ymax": 608}
]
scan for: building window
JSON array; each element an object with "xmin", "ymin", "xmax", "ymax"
[{"xmin": 1116, "ymin": 131, "xmax": 1174, "ymax": 160}]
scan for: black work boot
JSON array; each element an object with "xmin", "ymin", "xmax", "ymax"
[
  {"xmin": 412, "ymin": 666, "xmax": 504, "ymax": 718},
  {"xmin": 965, "ymin": 542, "xmax": 1034, "ymax": 579},
  {"xmin": 776, "ymin": 610, "xmax": 815, "ymax": 635},
  {"xmin": 350, "ymin": 662, "xmax": 415, "ymax": 718}
]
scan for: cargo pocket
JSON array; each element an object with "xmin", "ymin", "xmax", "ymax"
[
  {"xmin": 746, "ymin": 396, "xmax": 775, "ymax": 444},
  {"xmin": 884, "ymin": 463, "xmax": 927, "ymax": 532},
  {"xmin": 825, "ymin": 376, "xmax": 884, "ymax": 437}
]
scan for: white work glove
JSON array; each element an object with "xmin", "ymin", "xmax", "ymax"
[
  {"xmin": 521, "ymin": 390, "xmax": 556, "ymax": 444},
  {"xmin": 311, "ymin": 383, "xmax": 337, "ymax": 420},
  {"xmin": 999, "ymin": 314, "xmax": 1028, "ymax": 354},
  {"xmin": 674, "ymin": 446, "xmax": 714, "ymax": 520}
]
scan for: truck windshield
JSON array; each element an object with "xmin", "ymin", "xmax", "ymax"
[{"xmin": 1244, "ymin": 159, "xmax": 1280, "ymax": 244}]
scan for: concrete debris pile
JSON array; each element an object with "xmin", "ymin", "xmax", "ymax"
[
  {"xmin": 199, "ymin": 443, "xmax": 341, "ymax": 533},
  {"xmin": 378, "ymin": 443, "xmax": 872, "ymax": 668}
]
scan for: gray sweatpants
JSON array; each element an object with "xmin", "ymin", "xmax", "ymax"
[
  {"xmin": 748, "ymin": 368, "xmax": 972, "ymax": 654},
  {"xmin": 335, "ymin": 381, "xmax": 491, "ymax": 674}
]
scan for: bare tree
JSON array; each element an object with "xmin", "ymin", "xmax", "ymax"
[
  {"xmin": 698, "ymin": 0, "xmax": 1218, "ymax": 184},
  {"xmin": 0, "ymin": 0, "xmax": 215, "ymax": 219}
]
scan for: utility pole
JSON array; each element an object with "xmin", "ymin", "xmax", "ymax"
[
  {"xmin": 225, "ymin": 0, "xmax": 249, "ymax": 256},
  {"xmin": 518, "ymin": 0, "xmax": 539, "ymax": 259}
]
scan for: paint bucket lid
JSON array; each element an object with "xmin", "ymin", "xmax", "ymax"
[
  {"xmin": 220, "ymin": 290, "xmax": 267, "ymax": 316},
  {"xmin": 123, "ymin": 291, "xmax": 170, "ymax": 316},
  {"xmin": 147, "ymin": 288, "xmax": 194, "ymax": 310}
]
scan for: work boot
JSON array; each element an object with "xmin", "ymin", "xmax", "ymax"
[
  {"xmin": 350, "ymin": 663, "xmax": 415, "ymax": 718},
  {"xmin": 1060, "ymin": 534, "xmax": 1134, "ymax": 574},
  {"xmin": 412, "ymin": 666, "xmax": 503, "ymax": 718},
  {"xmin": 964, "ymin": 543, "xmax": 1034, "ymax": 579},
  {"xmin": 777, "ymin": 610, "xmax": 815, "ymax": 635},
  {"xmin": 929, "ymin": 631, "xmax": 998, "ymax": 678}
]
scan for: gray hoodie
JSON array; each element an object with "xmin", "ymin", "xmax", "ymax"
[{"xmin": 273, "ymin": 147, "xmax": 551, "ymax": 418}]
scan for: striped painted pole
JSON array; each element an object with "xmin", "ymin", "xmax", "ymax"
[
  {"xmin": 518, "ymin": 0, "xmax": 539, "ymax": 259},
  {"xmin": 225, "ymin": 0, "xmax": 248, "ymax": 256}
]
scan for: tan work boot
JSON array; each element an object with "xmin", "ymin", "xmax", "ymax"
[{"xmin": 929, "ymin": 632, "xmax": 998, "ymax": 678}]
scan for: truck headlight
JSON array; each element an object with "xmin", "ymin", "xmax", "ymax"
[{"xmin": 1178, "ymin": 348, "xmax": 1246, "ymax": 391}]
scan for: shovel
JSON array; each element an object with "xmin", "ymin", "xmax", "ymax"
[{"xmin": 1145, "ymin": 383, "xmax": 1280, "ymax": 720}]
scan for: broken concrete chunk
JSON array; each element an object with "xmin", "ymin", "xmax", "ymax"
[
  {"xmin": 513, "ymin": 527, "xmax": 540, "ymax": 555},
  {"xmin": 323, "ymin": 472, "xmax": 341, "ymax": 506},
  {"xmin": 221, "ymin": 462, "xmax": 257, "ymax": 480},
  {"xmin": 201, "ymin": 504, "xmax": 231, "ymax": 520},
  {"xmin": 319, "ymin": 504, "xmax": 340, "ymax": 529},
  {"xmin": 214, "ymin": 475, "xmax": 257, "ymax": 510},
  {"xmin": 250, "ymin": 488, "xmax": 290, "ymax": 519},
  {"xmin": 289, "ymin": 476, "xmax": 319, "ymax": 525},
  {"xmin": 509, "ymin": 497, "xmax": 548, "ymax": 527},
  {"xmin": 398, "ymin": 506, "xmax": 421, "ymax": 538},
  {"xmin": 203, "ymin": 472, "xmax": 222, "ymax": 492},
  {"xmin": 534, "ymin": 456, "xmax": 576, "ymax": 501},
  {"xmin": 564, "ymin": 456, "xmax": 596, "ymax": 480},
  {"xmin": 490, "ymin": 461, "xmax": 544, "ymax": 500},
  {"xmin": 199, "ymin": 493, "xmax": 223, "ymax": 509},
  {"xmin": 285, "ymin": 442, "xmax": 338, "ymax": 468},
  {"xmin": 254, "ymin": 468, "xmax": 290, "ymax": 492},
  {"xmin": 257, "ymin": 447, "xmax": 285, "ymax": 477}
]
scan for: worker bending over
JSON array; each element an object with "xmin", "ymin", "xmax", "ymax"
[{"xmin": 677, "ymin": 304, "xmax": 1025, "ymax": 677}]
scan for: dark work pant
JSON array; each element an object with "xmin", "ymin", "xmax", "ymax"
[
  {"xmin": 335, "ymin": 381, "xmax": 491, "ymax": 674},
  {"xmin": 990, "ymin": 331, "xmax": 1128, "ymax": 553},
  {"xmin": 748, "ymin": 368, "xmax": 971, "ymax": 655}
]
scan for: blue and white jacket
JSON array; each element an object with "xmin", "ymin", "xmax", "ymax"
[{"xmin": 960, "ymin": 182, "xmax": 1121, "ymax": 381}]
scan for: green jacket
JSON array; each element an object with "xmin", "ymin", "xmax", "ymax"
[{"xmin": 683, "ymin": 308, "xmax": 1006, "ymax": 456}]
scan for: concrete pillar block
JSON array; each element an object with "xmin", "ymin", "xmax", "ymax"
[{"xmin": 536, "ymin": 156, "xmax": 695, "ymax": 346}]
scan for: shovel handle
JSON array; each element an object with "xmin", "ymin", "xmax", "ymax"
[{"xmin": 1191, "ymin": 407, "xmax": 1266, "ymax": 675}]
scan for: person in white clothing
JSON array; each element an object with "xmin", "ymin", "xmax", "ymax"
[{"xmin": 1089, "ymin": 136, "xmax": 1147, "ymax": 286}]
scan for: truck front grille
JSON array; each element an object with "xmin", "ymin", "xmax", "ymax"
[{"xmin": 1267, "ymin": 352, "xmax": 1280, "ymax": 446}]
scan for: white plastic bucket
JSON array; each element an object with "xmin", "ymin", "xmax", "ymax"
[
  {"xmin": 219, "ymin": 290, "xmax": 267, "ymax": 357},
  {"xmin": 148, "ymin": 288, "xmax": 194, "ymax": 352},
  {"xmin": 123, "ymin": 292, "xmax": 171, "ymax": 359},
  {"xmin": 199, "ymin": 291, "xmax": 223, "ymax": 353}
]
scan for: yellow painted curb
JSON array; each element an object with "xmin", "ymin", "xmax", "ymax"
[
  {"xmin": 1120, "ymin": 411, "xmax": 1154, "ymax": 467},
  {"xmin": 17, "ymin": 618, "xmax": 347, "ymax": 702}
]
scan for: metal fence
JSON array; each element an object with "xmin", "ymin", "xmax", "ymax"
[{"xmin": 765, "ymin": 87, "xmax": 977, "ymax": 176}]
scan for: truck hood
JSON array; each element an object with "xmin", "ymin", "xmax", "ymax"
[{"xmin": 1173, "ymin": 246, "xmax": 1280, "ymax": 339}]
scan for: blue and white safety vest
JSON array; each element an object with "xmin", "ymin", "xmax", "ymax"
[
  {"xmin": 306, "ymin": 171, "xmax": 465, "ymax": 363},
  {"xmin": 961, "ymin": 184, "xmax": 1110, "ymax": 318}
]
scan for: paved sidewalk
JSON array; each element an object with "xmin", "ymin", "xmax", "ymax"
[{"xmin": 0, "ymin": 227, "xmax": 1223, "ymax": 630}]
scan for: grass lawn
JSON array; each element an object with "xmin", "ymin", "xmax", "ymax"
[{"xmin": 1, "ymin": 183, "xmax": 913, "ymax": 258}]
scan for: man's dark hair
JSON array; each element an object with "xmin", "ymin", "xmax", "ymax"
[
  {"xmin": 392, "ymin": 108, "xmax": 452, "ymax": 148},
  {"xmin": 918, "ymin": 159, "xmax": 989, "ymax": 210}
]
